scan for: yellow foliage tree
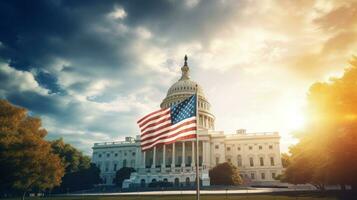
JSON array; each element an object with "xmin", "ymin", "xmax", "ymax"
[
  {"xmin": 0, "ymin": 100, "xmax": 64, "ymax": 199},
  {"xmin": 283, "ymin": 56, "xmax": 357, "ymax": 191}
]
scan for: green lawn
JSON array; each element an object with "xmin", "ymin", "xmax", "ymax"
[{"xmin": 3, "ymin": 193, "xmax": 354, "ymax": 200}]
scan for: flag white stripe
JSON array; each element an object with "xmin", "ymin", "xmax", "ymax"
[
  {"xmin": 138, "ymin": 108, "xmax": 170, "ymax": 127},
  {"xmin": 140, "ymin": 113, "xmax": 171, "ymax": 132},
  {"xmin": 141, "ymin": 121, "xmax": 196, "ymax": 145},
  {"xmin": 140, "ymin": 116, "xmax": 195, "ymax": 140},
  {"xmin": 141, "ymin": 130, "xmax": 196, "ymax": 150}
]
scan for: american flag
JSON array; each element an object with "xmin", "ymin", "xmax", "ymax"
[{"xmin": 137, "ymin": 94, "xmax": 197, "ymax": 151}]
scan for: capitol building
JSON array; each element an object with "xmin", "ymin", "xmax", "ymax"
[{"xmin": 92, "ymin": 57, "xmax": 283, "ymax": 188}]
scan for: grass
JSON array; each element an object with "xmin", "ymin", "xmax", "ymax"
[{"xmin": 3, "ymin": 192, "xmax": 355, "ymax": 200}]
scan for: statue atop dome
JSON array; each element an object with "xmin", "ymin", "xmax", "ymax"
[{"xmin": 180, "ymin": 55, "xmax": 190, "ymax": 80}]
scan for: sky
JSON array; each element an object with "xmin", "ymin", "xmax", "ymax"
[{"xmin": 0, "ymin": 0, "xmax": 356, "ymax": 154}]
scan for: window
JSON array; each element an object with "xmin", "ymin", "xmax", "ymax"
[
  {"xmin": 124, "ymin": 152, "xmax": 127, "ymax": 156},
  {"xmin": 249, "ymin": 146, "xmax": 252, "ymax": 150},
  {"xmin": 114, "ymin": 153, "xmax": 118, "ymax": 157},
  {"xmin": 260, "ymin": 157, "xmax": 264, "ymax": 166},
  {"xmin": 227, "ymin": 147, "xmax": 231, "ymax": 151},
  {"xmin": 249, "ymin": 157, "xmax": 254, "ymax": 167},
  {"xmin": 105, "ymin": 162, "xmax": 109, "ymax": 172},
  {"xmin": 114, "ymin": 164, "xmax": 117, "ymax": 171},
  {"xmin": 237, "ymin": 147, "xmax": 241, "ymax": 151},
  {"xmin": 269, "ymin": 145, "xmax": 273, "ymax": 149},
  {"xmin": 123, "ymin": 159, "xmax": 127, "ymax": 168},
  {"xmin": 98, "ymin": 154, "xmax": 102, "ymax": 158},
  {"xmin": 107, "ymin": 153, "xmax": 110, "ymax": 158},
  {"xmin": 259, "ymin": 145, "xmax": 262, "ymax": 150},
  {"xmin": 261, "ymin": 173, "xmax": 265, "ymax": 179},
  {"xmin": 227, "ymin": 158, "xmax": 231, "ymax": 163},
  {"xmin": 215, "ymin": 145, "xmax": 219, "ymax": 149},
  {"xmin": 216, "ymin": 157, "xmax": 219, "ymax": 165},
  {"xmin": 270, "ymin": 157, "xmax": 275, "ymax": 166},
  {"xmin": 185, "ymin": 177, "xmax": 190, "ymax": 186},
  {"xmin": 251, "ymin": 173, "xmax": 255, "ymax": 179},
  {"xmin": 237, "ymin": 155, "xmax": 242, "ymax": 167},
  {"xmin": 272, "ymin": 173, "xmax": 276, "ymax": 179},
  {"xmin": 132, "ymin": 152, "xmax": 136, "ymax": 156}
]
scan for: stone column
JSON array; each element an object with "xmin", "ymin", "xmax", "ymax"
[
  {"xmin": 162, "ymin": 144, "xmax": 166, "ymax": 168},
  {"xmin": 191, "ymin": 140, "xmax": 195, "ymax": 167},
  {"xmin": 143, "ymin": 151, "xmax": 146, "ymax": 168},
  {"xmin": 181, "ymin": 141, "xmax": 185, "ymax": 167},
  {"xmin": 152, "ymin": 146, "xmax": 156, "ymax": 168},
  {"xmin": 171, "ymin": 143, "xmax": 175, "ymax": 168},
  {"xmin": 202, "ymin": 141, "xmax": 205, "ymax": 168}
]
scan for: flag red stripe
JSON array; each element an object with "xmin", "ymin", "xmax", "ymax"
[
  {"xmin": 141, "ymin": 117, "xmax": 195, "ymax": 139},
  {"xmin": 137, "ymin": 108, "xmax": 169, "ymax": 124},
  {"xmin": 138, "ymin": 109, "xmax": 170, "ymax": 128},
  {"xmin": 141, "ymin": 119, "xmax": 196, "ymax": 142},
  {"xmin": 141, "ymin": 126, "xmax": 197, "ymax": 149},
  {"xmin": 141, "ymin": 131, "xmax": 197, "ymax": 151},
  {"xmin": 140, "ymin": 116, "xmax": 171, "ymax": 133}
]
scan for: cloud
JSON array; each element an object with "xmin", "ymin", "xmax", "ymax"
[
  {"xmin": 1, "ymin": 0, "xmax": 357, "ymax": 154},
  {"xmin": 0, "ymin": 63, "xmax": 48, "ymax": 96}
]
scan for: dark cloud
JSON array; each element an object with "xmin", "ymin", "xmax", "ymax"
[{"xmin": 0, "ymin": 0, "xmax": 246, "ymax": 153}]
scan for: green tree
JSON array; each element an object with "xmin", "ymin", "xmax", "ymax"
[
  {"xmin": 283, "ymin": 56, "xmax": 357, "ymax": 191},
  {"xmin": 54, "ymin": 163, "xmax": 101, "ymax": 193},
  {"xmin": 50, "ymin": 139, "xmax": 101, "ymax": 193},
  {"xmin": 113, "ymin": 167, "xmax": 136, "ymax": 187},
  {"xmin": 51, "ymin": 138, "xmax": 90, "ymax": 173},
  {"xmin": 209, "ymin": 162, "xmax": 242, "ymax": 186},
  {"xmin": 0, "ymin": 100, "xmax": 64, "ymax": 199}
]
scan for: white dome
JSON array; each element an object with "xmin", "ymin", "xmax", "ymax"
[
  {"xmin": 166, "ymin": 79, "xmax": 205, "ymax": 98},
  {"xmin": 160, "ymin": 55, "xmax": 215, "ymax": 130}
]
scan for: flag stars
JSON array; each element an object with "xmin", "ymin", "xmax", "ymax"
[{"xmin": 171, "ymin": 95, "xmax": 197, "ymax": 124}]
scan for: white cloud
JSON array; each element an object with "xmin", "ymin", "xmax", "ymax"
[
  {"xmin": 0, "ymin": 63, "xmax": 48, "ymax": 95},
  {"xmin": 108, "ymin": 6, "xmax": 127, "ymax": 20}
]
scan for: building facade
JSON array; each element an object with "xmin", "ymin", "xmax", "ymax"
[{"xmin": 92, "ymin": 57, "xmax": 283, "ymax": 187}]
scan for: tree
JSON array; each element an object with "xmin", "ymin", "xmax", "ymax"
[
  {"xmin": 209, "ymin": 162, "xmax": 242, "ymax": 186},
  {"xmin": 113, "ymin": 167, "xmax": 136, "ymax": 187},
  {"xmin": 0, "ymin": 100, "xmax": 64, "ymax": 199},
  {"xmin": 51, "ymin": 138, "xmax": 90, "ymax": 173},
  {"xmin": 50, "ymin": 139, "xmax": 101, "ymax": 193},
  {"xmin": 283, "ymin": 56, "xmax": 357, "ymax": 191},
  {"xmin": 281, "ymin": 153, "xmax": 291, "ymax": 168},
  {"xmin": 55, "ymin": 163, "xmax": 101, "ymax": 193}
]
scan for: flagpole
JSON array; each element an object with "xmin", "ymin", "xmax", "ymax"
[{"xmin": 195, "ymin": 84, "xmax": 200, "ymax": 200}]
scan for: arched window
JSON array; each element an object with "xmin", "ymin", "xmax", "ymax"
[
  {"xmin": 185, "ymin": 177, "xmax": 190, "ymax": 186},
  {"xmin": 249, "ymin": 157, "xmax": 254, "ymax": 167},
  {"xmin": 151, "ymin": 179, "xmax": 157, "ymax": 183},
  {"xmin": 163, "ymin": 178, "xmax": 168, "ymax": 182},
  {"xmin": 237, "ymin": 155, "xmax": 242, "ymax": 167},
  {"xmin": 260, "ymin": 157, "xmax": 264, "ymax": 166},
  {"xmin": 270, "ymin": 157, "xmax": 275, "ymax": 166},
  {"xmin": 174, "ymin": 178, "xmax": 180, "ymax": 186},
  {"xmin": 140, "ymin": 179, "xmax": 146, "ymax": 187}
]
